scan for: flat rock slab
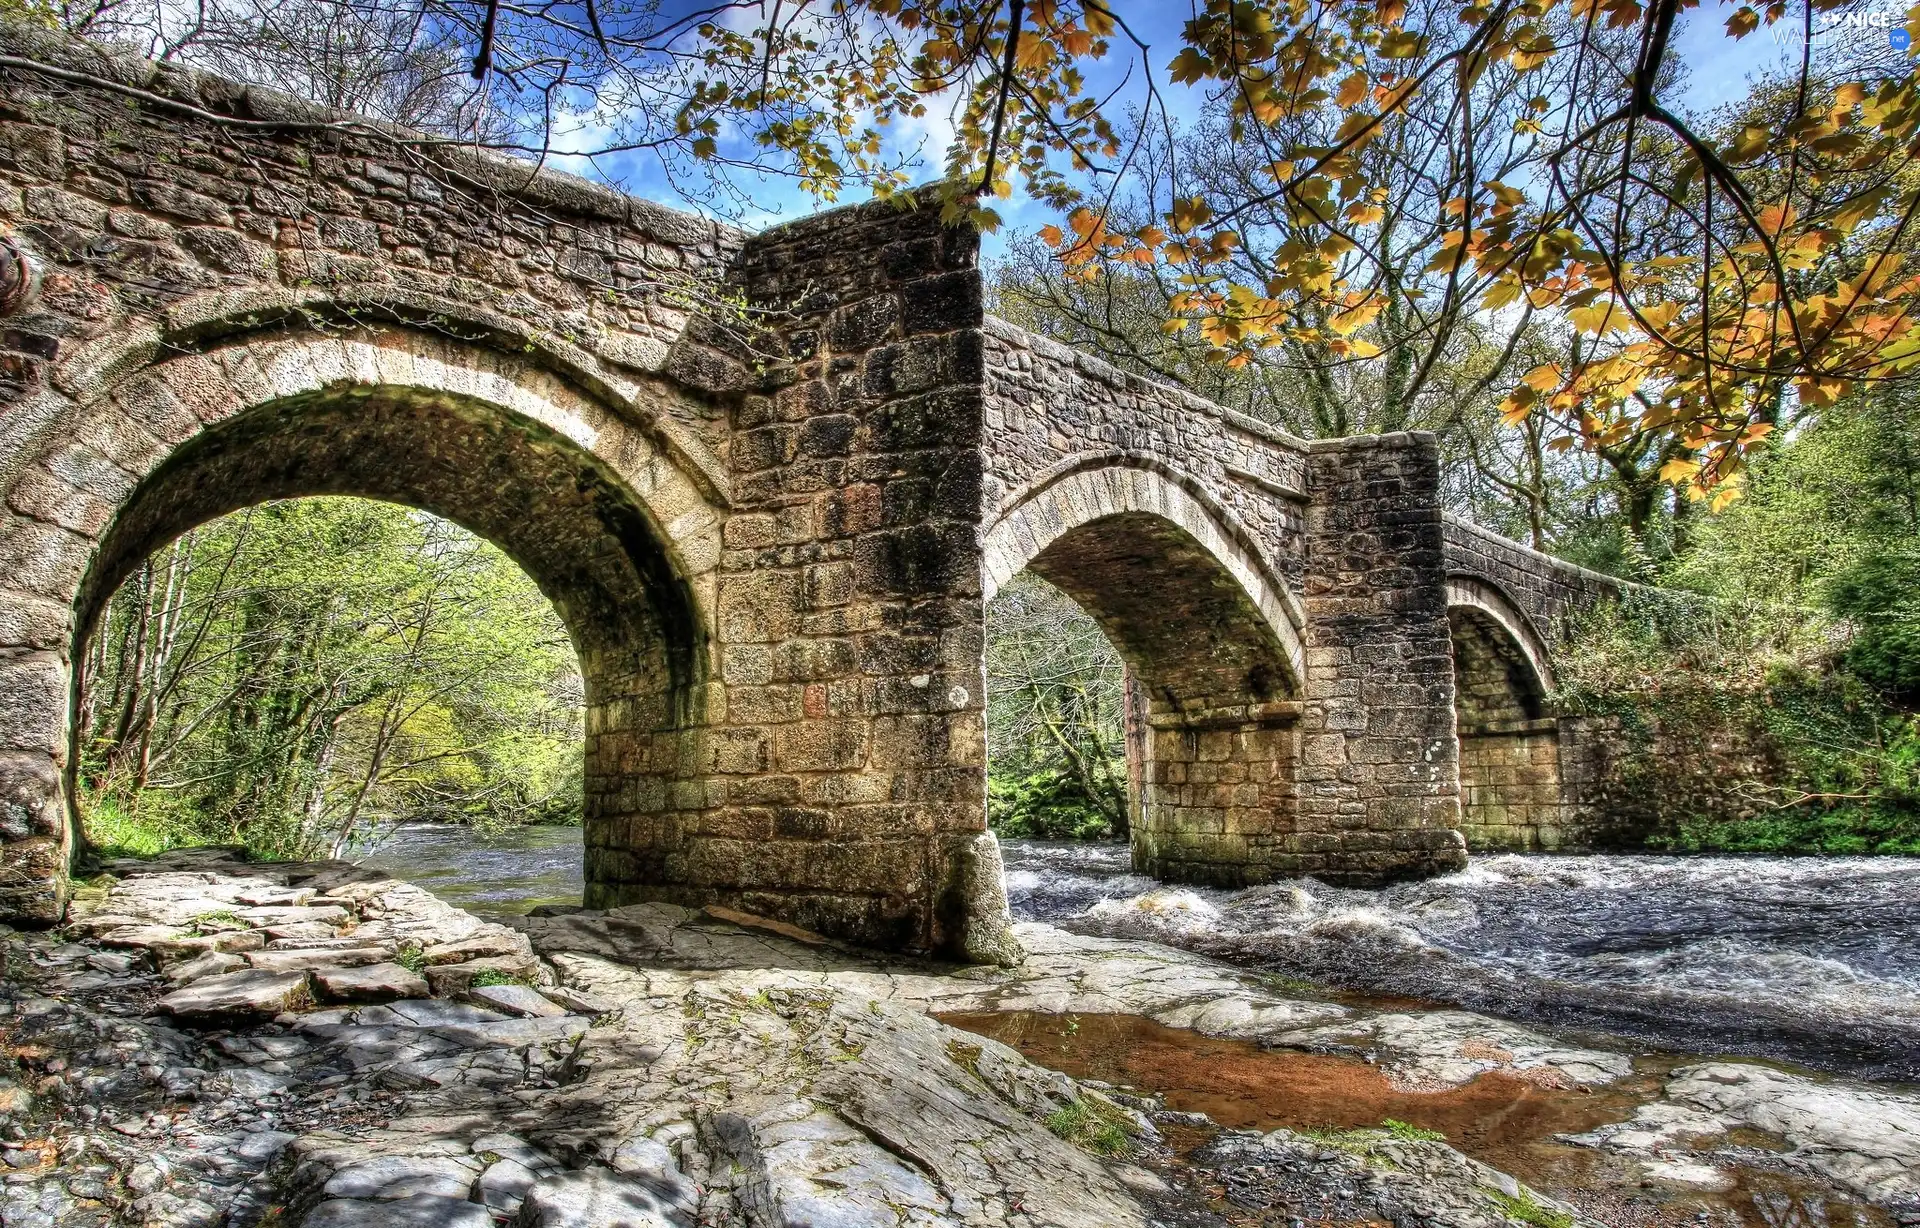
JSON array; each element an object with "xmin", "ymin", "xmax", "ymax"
[
  {"xmin": 515, "ymin": 1168, "xmax": 691, "ymax": 1228},
  {"xmin": 469, "ymin": 984, "xmax": 567, "ymax": 1018},
  {"xmin": 247, "ymin": 947, "xmax": 392, "ymax": 974},
  {"xmin": 426, "ymin": 956, "xmax": 540, "ymax": 997},
  {"xmin": 159, "ymin": 970, "xmax": 311, "ymax": 1020},
  {"xmin": 423, "ymin": 933, "xmax": 532, "ymax": 965},
  {"xmin": 323, "ymin": 1155, "xmax": 480, "ymax": 1200},
  {"xmin": 304, "ymin": 1194, "xmax": 492, "ymax": 1228},
  {"xmin": 315, "ymin": 963, "xmax": 430, "ymax": 1003},
  {"xmin": 166, "ymin": 951, "xmax": 245, "ymax": 987}
]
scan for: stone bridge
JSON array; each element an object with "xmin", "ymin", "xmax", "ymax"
[{"xmin": 0, "ymin": 27, "xmax": 1617, "ymax": 960}]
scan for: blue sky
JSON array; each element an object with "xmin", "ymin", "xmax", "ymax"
[{"xmin": 572, "ymin": 0, "xmax": 1879, "ymax": 253}]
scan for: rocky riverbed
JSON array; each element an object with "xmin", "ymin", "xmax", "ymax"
[{"xmin": 2, "ymin": 848, "xmax": 1917, "ymax": 1227}]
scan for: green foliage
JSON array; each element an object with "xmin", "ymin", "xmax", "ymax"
[
  {"xmin": 394, "ymin": 945, "xmax": 427, "ymax": 974},
  {"xmin": 1556, "ymin": 389, "xmax": 1920, "ymax": 854},
  {"xmin": 1381, "ymin": 1119, "xmax": 1447, "ymax": 1143},
  {"xmin": 1484, "ymin": 1188, "xmax": 1574, "ymax": 1228},
  {"xmin": 1043, "ymin": 1096, "xmax": 1134, "ymax": 1158},
  {"xmin": 985, "ymin": 574, "xmax": 1129, "ymax": 842},
  {"xmin": 987, "ymin": 767, "xmax": 1123, "ymax": 841},
  {"xmin": 469, "ymin": 969, "xmax": 529, "ymax": 988},
  {"xmin": 82, "ymin": 795, "xmax": 176, "ymax": 859},
  {"xmin": 1830, "ymin": 550, "xmax": 1920, "ymax": 703},
  {"xmin": 77, "ymin": 497, "xmax": 583, "ymax": 863},
  {"xmin": 1301, "ymin": 1120, "xmax": 1445, "ymax": 1160}
]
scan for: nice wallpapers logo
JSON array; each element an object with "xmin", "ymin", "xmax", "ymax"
[{"xmin": 1781, "ymin": 2, "xmax": 1916, "ymax": 53}]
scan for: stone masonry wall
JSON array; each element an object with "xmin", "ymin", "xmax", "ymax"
[
  {"xmin": 982, "ymin": 318, "xmax": 1310, "ymax": 591},
  {"xmin": 586, "ymin": 195, "xmax": 1013, "ymax": 959},
  {"xmin": 1296, "ymin": 433, "xmax": 1468, "ymax": 883},
  {"xmin": 0, "ymin": 22, "xmax": 1657, "ymax": 943}
]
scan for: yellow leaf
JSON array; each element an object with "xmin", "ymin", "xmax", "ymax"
[
  {"xmin": 1379, "ymin": 29, "xmax": 1426, "ymax": 58},
  {"xmin": 1337, "ymin": 72, "xmax": 1369, "ymax": 108},
  {"xmin": 1725, "ymin": 5, "xmax": 1759, "ymax": 37},
  {"xmin": 1568, "ymin": 300, "xmax": 1628, "ymax": 334}
]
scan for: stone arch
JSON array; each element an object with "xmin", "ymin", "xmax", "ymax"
[
  {"xmin": 982, "ymin": 461, "xmax": 1306, "ymax": 886},
  {"xmin": 1445, "ymin": 575, "xmax": 1563, "ymax": 851},
  {"xmin": 984, "ymin": 460, "xmax": 1307, "ymax": 689},
  {"xmin": 1444, "ymin": 575, "xmax": 1555, "ymax": 698},
  {"xmin": 0, "ymin": 326, "xmax": 727, "ymax": 920}
]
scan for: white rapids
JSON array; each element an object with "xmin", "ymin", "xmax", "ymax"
[{"xmin": 1000, "ymin": 841, "xmax": 1920, "ymax": 1082}]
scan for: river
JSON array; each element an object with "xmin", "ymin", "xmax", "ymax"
[{"xmin": 355, "ymin": 825, "xmax": 1920, "ymax": 1082}]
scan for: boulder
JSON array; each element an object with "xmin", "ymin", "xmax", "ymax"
[
  {"xmin": 159, "ymin": 970, "xmax": 311, "ymax": 1020},
  {"xmin": 314, "ymin": 963, "xmax": 430, "ymax": 1003},
  {"xmin": 469, "ymin": 984, "xmax": 567, "ymax": 1018},
  {"xmin": 513, "ymin": 1168, "xmax": 690, "ymax": 1228}
]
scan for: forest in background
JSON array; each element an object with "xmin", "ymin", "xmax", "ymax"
[{"xmin": 79, "ymin": 499, "xmax": 583, "ymax": 861}]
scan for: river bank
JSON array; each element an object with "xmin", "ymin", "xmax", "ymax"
[{"xmin": 4, "ymin": 846, "xmax": 1919, "ymax": 1227}]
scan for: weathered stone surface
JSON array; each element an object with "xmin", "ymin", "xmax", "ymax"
[
  {"xmin": 323, "ymin": 1155, "xmax": 481, "ymax": 1200},
  {"xmin": 1566, "ymin": 1062, "xmax": 1920, "ymax": 1208},
  {"xmin": 246, "ymin": 947, "xmax": 392, "ymax": 974},
  {"xmin": 305, "ymin": 1195, "xmax": 493, "ymax": 1228},
  {"xmin": 314, "ymin": 963, "xmax": 430, "ymax": 1003},
  {"xmin": 159, "ymin": 969, "xmax": 311, "ymax": 1019},
  {"xmin": 426, "ymin": 956, "xmax": 541, "ymax": 997},
  {"xmin": 513, "ymin": 1168, "xmax": 690, "ymax": 1228},
  {"xmin": 165, "ymin": 950, "xmax": 246, "ymax": 986},
  {"xmin": 469, "ymin": 983, "xmax": 568, "ymax": 1018}
]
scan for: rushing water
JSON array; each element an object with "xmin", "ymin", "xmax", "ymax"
[
  {"xmin": 354, "ymin": 822, "xmax": 583, "ymax": 913},
  {"xmin": 1001, "ymin": 840, "xmax": 1920, "ymax": 1082}
]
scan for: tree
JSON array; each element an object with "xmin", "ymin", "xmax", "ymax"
[
  {"xmin": 984, "ymin": 573, "xmax": 1129, "ymax": 839},
  {"xmin": 78, "ymin": 498, "xmax": 583, "ymax": 859},
  {"xmin": 28, "ymin": 0, "xmax": 1911, "ymax": 502}
]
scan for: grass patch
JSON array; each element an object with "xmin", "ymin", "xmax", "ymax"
[
  {"xmin": 946, "ymin": 1039, "xmax": 984, "ymax": 1080},
  {"xmin": 394, "ymin": 946, "xmax": 426, "ymax": 974},
  {"xmin": 83, "ymin": 796, "xmax": 181, "ymax": 859},
  {"xmin": 1044, "ymin": 1096, "xmax": 1135, "ymax": 1158},
  {"xmin": 1485, "ymin": 1188, "xmax": 1573, "ymax": 1228},
  {"xmin": 188, "ymin": 909, "xmax": 244, "ymax": 935},
  {"xmin": 1301, "ymin": 1118, "xmax": 1448, "ymax": 1161},
  {"xmin": 470, "ymin": 969, "xmax": 531, "ymax": 989},
  {"xmin": 1381, "ymin": 1118, "xmax": 1447, "ymax": 1143}
]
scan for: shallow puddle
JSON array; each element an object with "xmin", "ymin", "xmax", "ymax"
[{"xmin": 942, "ymin": 1011, "xmax": 1893, "ymax": 1228}]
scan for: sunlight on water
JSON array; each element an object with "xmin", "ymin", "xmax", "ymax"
[{"xmin": 352, "ymin": 822, "xmax": 583, "ymax": 914}]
